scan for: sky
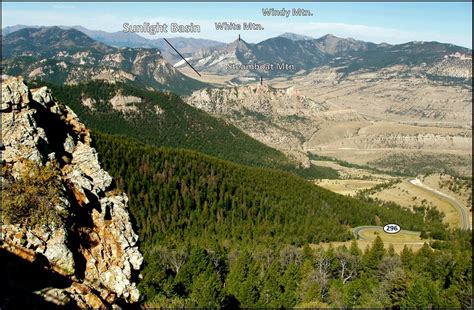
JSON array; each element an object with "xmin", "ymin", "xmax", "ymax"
[{"xmin": 2, "ymin": 2, "xmax": 472, "ymax": 48}]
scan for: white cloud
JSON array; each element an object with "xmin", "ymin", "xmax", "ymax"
[
  {"xmin": 51, "ymin": 4, "xmax": 76, "ymax": 10},
  {"xmin": 2, "ymin": 9, "xmax": 124, "ymax": 31},
  {"xmin": 2, "ymin": 9, "xmax": 471, "ymax": 48}
]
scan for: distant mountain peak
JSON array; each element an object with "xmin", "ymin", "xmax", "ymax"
[
  {"xmin": 278, "ymin": 32, "xmax": 314, "ymax": 41},
  {"xmin": 230, "ymin": 37, "xmax": 249, "ymax": 45},
  {"xmin": 225, "ymin": 38, "xmax": 252, "ymax": 52},
  {"xmin": 318, "ymin": 34, "xmax": 340, "ymax": 40},
  {"xmin": 3, "ymin": 26, "xmax": 115, "ymax": 58},
  {"xmin": 2, "ymin": 24, "xmax": 224, "ymax": 65}
]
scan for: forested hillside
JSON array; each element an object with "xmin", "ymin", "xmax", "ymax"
[
  {"xmin": 90, "ymin": 132, "xmax": 471, "ymax": 308},
  {"xmin": 31, "ymin": 81, "xmax": 337, "ymax": 179}
]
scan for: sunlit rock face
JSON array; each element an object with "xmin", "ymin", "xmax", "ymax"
[{"xmin": 1, "ymin": 76, "xmax": 143, "ymax": 308}]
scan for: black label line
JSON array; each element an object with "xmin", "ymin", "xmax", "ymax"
[{"xmin": 163, "ymin": 38, "xmax": 201, "ymax": 77}]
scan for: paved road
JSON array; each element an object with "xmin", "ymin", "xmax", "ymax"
[
  {"xmin": 408, "ymin": 178, "xmax": 470, "ymax": 230},
  {"xmin": 352, "ymin": 225, "xmax": 381, "ymax": 240},
  {"xmin": 352, "ymin": 178, "xmax": 470, "ymax": 245},
  {"xmin": 352, "ymin": 226, "xmax": 425, "ymax": 245}
]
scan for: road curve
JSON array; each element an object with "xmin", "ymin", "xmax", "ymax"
[
  {"xmin": 352, "ymin": 226, "xmax": 425, "ymax": 245},
  {"xmin": 408, "ymin": 178, "xmax": 470, "ymax": 230}
]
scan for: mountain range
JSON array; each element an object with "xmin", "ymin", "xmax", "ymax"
[
  {"xmin": 177, "ymin": 34, "xmax": 472, "ymax": 80},
  {"xmin": 2, "ymin": 24, "xmax": 224, "ymax": 64},
  {"xmin": 1, "ymin": 21, "xmax": 472, "ymax": 309},
  {"xmin": 1, "ymin": 27, "xmax": 208, "ymax": 94},
  {"xmin": 3, "ymin": 25, "xmax": 471, "ymax": 89}
]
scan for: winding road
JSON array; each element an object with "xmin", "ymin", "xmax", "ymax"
[
  {"xmin": 408, "ymin": 178, "xmax": 470, "ymax": 230},
  {"xmin": 352, "ymin": 178, "xmax": 470, "ymax": 243},
  {"xmin": 351, "ymin": 226, "xmax": 425, "ymax": 245}
]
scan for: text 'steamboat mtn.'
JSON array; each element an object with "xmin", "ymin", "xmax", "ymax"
[
  {"xmin": 2, "ymin": 25, "xmax": 471, "ymax": 174},
  {"xmin": 177, "ymin": 33, "xmax": 472, "ymax": 79},
  {"xmin": 2, "ymin": 26, "xmax": 472, "ymax": 85},
  {"xmin": 0, "ymin": 20, "xmax": 472, "ymax": 309}
]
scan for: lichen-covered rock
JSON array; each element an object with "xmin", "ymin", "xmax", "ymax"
[
  {"xmin": 35, "ymin": 288, "xmax": 72, "ymax": 306},
  {"xmin": 1, "ymin": 224, "xmax": 75, "ymax": 276},
  {"xmin": 1, "ymin": 76, "xmax": 143, "ymax": 308},
  {"xmin": 63, "ymin": 134, "xmax": 76, "ymax": 154},
  {"xmin": 71, "ymin": 142, "xmax": 113, "ymax": 193},
  {"xmin": 1, "ymin": 104, "xmax": 47, "ymax": 167},
  {"xmin": 31, "ymin": 86, "xmax": 54, "ymax": 107},
  {"xmin": 1, "ymin": 76, "xmax": 30, "ymax": 109},
  {"xmin": 84, "ymin": 194, "xmax": 143, "ymax": 303}
]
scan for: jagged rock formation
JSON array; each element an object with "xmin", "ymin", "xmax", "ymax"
[
  {"xmin": 109, "ymin": 91, "xmax": 142, "ymax": 114},
  {"xmin": 1, "ymin": 76, "xmax": 143, "ymax": 308}
]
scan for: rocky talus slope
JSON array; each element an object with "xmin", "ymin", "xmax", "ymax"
[{"xmin": 1, "ymin": 76, "xmax": 143, "ymax": 308}]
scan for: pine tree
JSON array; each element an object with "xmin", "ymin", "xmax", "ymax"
[
  {"xmin": 401, "ymin": 277, "xmax": 430, "ymax": 308},
  {"xmin": 363, "ymin": 236, "xmax": 385, "ymax": 272},
  {"xmin": 225, "ymin": 251, "xmax": 260, "ymax": 307},
  {"xmin": 387, "ymin": 244, "xmax": 396, "ymax": 257},
  {"xmin": 350, "ymin": 239, "xmax": 362, "ymax": 257},
  {"xmin": 259, "ymin": 261, "xmax": 283, "ymax": 307},
  {"xmin": 279, "ymin": 263, "xmax": 300, "ymax": 307},
  {"xmin": 189, "ymin": 267, "xmax": 224, "ymax": 308},
  {"xmin": 400, "ymin": 246, "xmax": 414, "ymax": 269},
  {"xmin": 174, "ymin": 248, "xmax": 209, "ymax": 295}
]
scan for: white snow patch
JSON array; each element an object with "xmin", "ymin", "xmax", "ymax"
[{"xmin": 173, "ymin": 57, "xmax": 192, "ymax": 67}]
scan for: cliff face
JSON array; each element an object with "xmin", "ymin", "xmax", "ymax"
[
  {"xmin": 1, "ymin": 76, "xmax": 143, "ymax": 308},
  {"xmin": 185, "ymin": 84, "xmax": 362, "ymax": 167}
]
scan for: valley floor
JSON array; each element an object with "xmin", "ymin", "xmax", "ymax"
[
  {"xmin": 177, "ymin": 64, "xmax": 472, "ymax": 253},
  {"xmin": 313, "ymin": 157, "xmax": 472, "ymax": 251},
  {"xmin": 315, "ymin": 160, "xmax": 472, "ymax": 224},
  {"xmin": 179, "ymin": 66, "xmax": 472, "ymax": 177}
]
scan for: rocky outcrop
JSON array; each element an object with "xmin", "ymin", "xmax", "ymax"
[
  {"xmin": 187, "ymin": 84, "xmax": 328, "ymax": 118},
  {"xmin": 427, "ymin": 53, "xmax": 472, "ymax": 79},
  {"xmin": 185, "ymin": 84, "xmax": 363, "ymax": 166},
  {"xmin": 1, "ymin": 76, "xmax": 143, "ymax": 308},
  {"xmin": 109, "ymin": 92, "xmax": 141, "ymax": 114}
]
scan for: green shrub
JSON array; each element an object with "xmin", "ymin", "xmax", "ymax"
[{"xmin": 2, "ymin": 161, "xmax": 64, "ymax": 228}]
